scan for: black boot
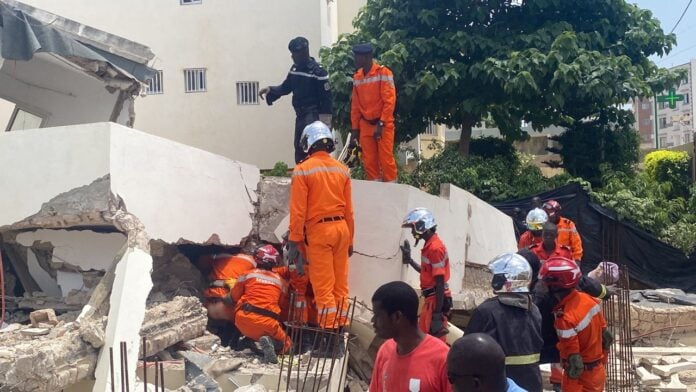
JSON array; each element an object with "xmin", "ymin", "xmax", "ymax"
[
  {"xmin": 259, "ymin": 336, "xmax": 279, "ymax": 364},
  {"xmin": 311, "ymin": 330, "xmax": 345, "ymax": 359}
]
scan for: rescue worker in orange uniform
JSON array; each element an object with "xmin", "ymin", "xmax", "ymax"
[
  {"xmin": 274, "ymin": 231, "xmax": 312, "ymax": 325},
  {"xmin": 542, "ymin": 200, "xmax": 583, "ymax": 262},
  {"xmin": 538, "ymin": 257, "xmax": 612, "ymax": 392},
  {"xmin": 349, "ymin": 43, "xmax": 398, "ymax": 182},
  {"xmin": 231, "ymin": 244, "xmax": 292, "ymax": 364},
  {"xmin": 199, "ymin": 252, "xmax": 257, "ymax": 305},
  {"xmin": 529, "ymin": 222, "xmax": 573, "ymax": 264},
  {"xmin": 288, "ymin": 121, "xmax": 354, "ymax": 357},
  {"xmin": 400, "ymin": 208, "xmax": 452, "ymax": 341},
  {"xmin": 518, "ymin": 208, "xmax": 548, "ymax": 250}
]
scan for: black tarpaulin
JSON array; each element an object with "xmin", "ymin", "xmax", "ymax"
[{"xmin": 494, "ymin": 184, "xmax": 696, "ymax": 292}]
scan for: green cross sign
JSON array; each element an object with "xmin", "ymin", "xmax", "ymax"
[{"xmin": 657, "ymin": 89, "xmax": 685, "ymax": 109}]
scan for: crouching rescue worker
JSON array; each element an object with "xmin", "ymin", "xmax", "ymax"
[
  {"xmin": 231, "ymin": 245, "xmax": 292, "ymax": 364},
  {"xmin": 538, "ymin": 257, "xmax": 612, "ymax": 392},
  {"xmin": 466, "ymin": 253, "xmax": 543, "ymax": 392},
  {"xmin": 400, "ymin": 208, "xmax": 452, "ymax": 341},
  {"xmin": 288, "ymin": 121, "xmax": 354, "ymax": 357}
]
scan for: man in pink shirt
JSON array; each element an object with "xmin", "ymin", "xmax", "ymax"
[{"xmin": 370, "ymin": 281, "xmax": 452, "ymax": 392}]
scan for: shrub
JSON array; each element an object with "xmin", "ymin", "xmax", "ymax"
[
  {"xmin": 643, "ymin": 150, "xmax": 691, "ymax": 198},
  {"xmin": 267, "ymin": 161, "xmax": 290, "ymax": 177}
]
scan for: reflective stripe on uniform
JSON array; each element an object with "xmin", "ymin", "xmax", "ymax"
[
  {"xmin": 293, "ymin": 166, "xmax": 350, "ymax": 178},
  {"xmin": 505, "ymin": 353, "xmax": 541, "ymax": 365},
  {"xmin": 353, "ymin": 75, "xmax": 394, "ymax": 86},
  {"xmin": 558, "ymin": 228, "xmax": 578, "ymax": 233},
  {"xmin": 556, "ymin": 303, "xmax": 602, "ymax": 339},
  {"xmin": 237, "ymin": 273, "xmax": 285, "ymax": 291},
  {"xmin": 289, "ymin": 71, "xmax": 329, "ymax": 80},
  {"xmin": 237, "ymin": 254, "xmax": 257, "ymax": 267},
  {"xmin": 295, "ymin": 301, "xmax": 306, "ymax": 308},
  {"xmin": 422, "ymin": 252, "xmax": 448, "ymax": 268}
]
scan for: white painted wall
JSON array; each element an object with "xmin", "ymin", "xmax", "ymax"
[
  {"xmin": 337, "ymin": 0, "xmax": 367, "ymax": 35},
  {"xmin": 0, "ymin": 122, "xmax": 258, "ymax": 246},
  {"xmin": 0, "ymin": 54, "xmax": 126, "ymax": 128},
  {"xmin": 0, "ymin": 98, "xmax": 15, "ymax": 130},
  {"xmin": 17, "ymin": 0, "xmax": 339, "ymax": 169}
]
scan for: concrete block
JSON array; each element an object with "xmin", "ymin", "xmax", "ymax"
[
  {"xmin": 637, "ymin": 366, "xmax": 661, "ymax": 386},
  {"xmin": 640, "ymin": 357, "xmax": 661, "ymax": 371},
  {"xmin": 652, "ymin": 362, "xmax": 696, "ymax": 377},
  {"xmin": 660, "ymin": 356, "xmax": 683, "ymax": 365},
  {"xmin": 29, "ymin": 309, "xmax": 58, "ymax": 327},
  {"xmin": 20, "ymin": 327, "xmax": 50, "ymax": 337},
  {"xmin": 649, "ymin": 374, "xmax": 687, "ymax": 392}
]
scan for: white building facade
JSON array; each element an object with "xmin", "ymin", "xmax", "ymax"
[{"xmin": 6, "ymin": 0, "xmax": 355, "ymax": 169}]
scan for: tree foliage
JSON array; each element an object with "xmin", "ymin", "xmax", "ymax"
[
  {"xmin": 321, "ymin": 0, "xmax": 683, "ymax": 155},
  {"xmin": 644, "ymin": 150, "xmax": 691, "ymax": 199},
  {"xmin": 546, "ymin": 108, "xmax": 639, "ymax": 186}
]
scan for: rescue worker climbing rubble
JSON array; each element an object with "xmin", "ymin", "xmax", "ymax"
[
  {"xmin": 538, "ymin": 257, "xmax": 612, "ymax": 392},
  {"xmin": 518, "ymin": 208, "xmax": 547, "ymax": 250},
  {"xmin": 349, "ymin": 43, "xmax": 398, "ymax": 182},
  {"xmin": 400, "ymin": 208, "xmax": 452, "ymax": 341},
  {"xmin": 288, "ymin": 120, "xmax": 354, "ymax": 357},
  {"xmin": 542, "ymin": 200, "xmax": 583, "ymax": 262},
  {"xmin": 259, "ymin": 37, "xmax": 332, "ymax": 164},
  {"xmin": 466, "ymin": 253, "xmax": 543, "ymax": 392}
]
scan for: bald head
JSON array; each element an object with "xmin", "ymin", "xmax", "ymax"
[{"xmin": 447, "ymin": 334, "xmax": 508, "ymax": 392}]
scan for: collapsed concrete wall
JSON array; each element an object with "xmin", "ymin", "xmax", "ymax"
[{"xmin": 0, "ymin": 122, "xmax": 516, "ymax": 391}]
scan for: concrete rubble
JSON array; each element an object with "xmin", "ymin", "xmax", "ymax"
[{"xmin": 633, "ymin": 347, "xmax": 696, "ymax": 391}]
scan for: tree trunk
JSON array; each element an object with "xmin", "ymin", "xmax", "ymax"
[{"xmin": 457, "ymin": 119, "xmax": 475, "ymax": 156}]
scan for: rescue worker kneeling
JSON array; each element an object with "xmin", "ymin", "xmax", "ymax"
[
  {"xmin": 466, "ymin": 252, "xmax": 543, "ymax": 392},
  {"xmin": 208, "ymin": 244, "xmax": 292, "ymax": 364},
  {"xmin": 538, "ymin": 257, "xmax": 612, "ymax": 392}
]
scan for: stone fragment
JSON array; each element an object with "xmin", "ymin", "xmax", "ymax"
[
  {"xmin": 182, "ymin": 333, "xmax": 221, "ymax": 352},
  {"xmin": 637, "ymin": 366, "xmax": 661, "ymax": 386},
  {"xmin": 660, "ymin": 356, "xmax": 683, "ymax": 365},
  {"xmin": 80, "ymin": 323, "xmax": 105, "ymax": 348},
  {"xmin": 29, "ymin": 309, "xmax": 58, "ymax": 327},
  {"xmin": 20, "ymin": 327, "xmax": 50, "ymax": 337},
  {"xmin": 205, "ymin": 358, "xmax": 244, "ymax": 378},
  {"xmin": 649, "ymin": 374, "xmax": 687, "ymax": 392},
  {"xmin": 652, "ymin": 362, "xmax": 696, "ymax": 377},
  {"xmin": 0, "ymin": 349, "xmax": 14, "ymax": 359},
  {"xmin": 0, "ymin": 323, "xmax": 22, "ymax": 333}
]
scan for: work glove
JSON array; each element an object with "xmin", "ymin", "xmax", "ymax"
[
  {"xmin": 258, "ymin": 86, "xmax": 270, "ymax": 100},
  {"xmin": 400, "ymin": 240, "xmax": 411, "ymax": 265},
  {"xmin": 566, "ymin": 354, "xmax": 585, "ymax": 380},
  {"xmin": 295, "ymin": 253, "xmax": 307, "ymax": 276},
  {"xmin": 373, "ymin": 123, "xmax": 383, "ymax": 141},
  {"xmin": 429, "ymin": 312, "xmax": 447, "ymax": 337},
  {"xmin": 348, "ymin": 245, "xmax": 354, "ymax": 257},
  {"xmin": 319, "ymin": 114, "xmax": 333, "ymax": 127},
  {"xmin": 602, "ymin": 328, "xmax": 614, "ymax": 351},
  {"xmin": 604, "ymin": 285, "xmax": 619, "ymax": 299}
]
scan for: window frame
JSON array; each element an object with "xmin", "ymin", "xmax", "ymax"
[
  {"xmin": 236, "ymin": 81, "xmax": 260, "ymax": 105},
  {"xmin": 184, "ymin": 68, "xmax": 207, "ymax": 93},
  {"xmin": 145, "ymin": 70, "xmax": 164, "ymax": 95}
]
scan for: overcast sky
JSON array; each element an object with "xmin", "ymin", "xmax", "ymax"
[{"xmin": 631, "ymin": 0, "xmax": 696, "ymax": 68}]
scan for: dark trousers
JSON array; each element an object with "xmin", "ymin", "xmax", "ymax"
[
  {"xmin": 507, "ymin": 363, "xmax": 543, "ymax": 392},
  {"xmin": 294, "ymin": 110, "xmax": 319, "ymax": 164}
]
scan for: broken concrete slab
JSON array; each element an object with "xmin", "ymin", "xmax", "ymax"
[
  {"xmin": 652, "ymin": 362, "xmax": 696, "ymax": 377},
  {"xmin": 637, "ymin": 366, "xmax": 661, "ymax": 386},
  {"xmin": 20, "ymin": 327, "xmax": 51, "ymax": 337},
  {"xmin": 649, "ymin": 374, "xmax": 688, "ymax": 392},
  {"xmin": 29, "ymin": 308, "xmax": 59, "ymax": 327},
  {"xmin": 633, "ymin": 347, "xmax": 696, "ymax": 356},
  {"xmin": 661, "ymin": 356, "xmax": 684, "ymax": 365}
]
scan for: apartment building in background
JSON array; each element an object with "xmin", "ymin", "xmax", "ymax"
[
  {"xmin": 632, "ymin": 59, "xmax": 695, "ymax": 150},
  {"xmin": 1, "ymin": 0, "xmax": 369, "ymax": 169}
]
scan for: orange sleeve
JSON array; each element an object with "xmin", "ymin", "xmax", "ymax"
[
  {"xmin": 289, "ymin": 168, "xmax": 309, "ymax": 242},
  {"xmin": 231, "ymin": 275, "xmax": 246, "ymax": 302},
  {"xmin": 518, "ymin": 231, "xmax": 531, "ymax": 250},
  {"xmin": 555, "ymin": 316, "xmax": 581, "ymax": 358},
  {"xmin": 425, "ymin": 246, "xmax": 447, "ymax": 277},
  {"xmin": 344, "ymin": 176, "xmax": 355, "ymax": 243},
  {"xmin": 570, "ymin": 223, "xmax": 583, "ymax": 261},
  {"xmin": 379, "ymin": 68, "xmax": 396, "ymax": 122},
  {"xmin": 350, "ymin": 79, "xmax": 361, "ymax": 130}
]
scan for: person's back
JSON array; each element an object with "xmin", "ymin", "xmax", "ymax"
[
  {"xmin": 203, "ymin": 253, "xmax": 256, "ymax": 299},
  {"xmin": 371, "ymin": 334, "xmax": 451, "ymax": 392},
  {"xmin": 233, "ymin": 268, "xmax": 286, "ymax": 314}
]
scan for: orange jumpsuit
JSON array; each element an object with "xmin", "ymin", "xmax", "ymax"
[
  {"xmin": 556, "ymin": 217, "xmax": 583, "ymax": 261},
  {"xmin": 290, "ymin": 151, "xmax": 354, "ymax": 329},
  {"xmin": 529, "ymin": 243, "xmax": 573, "ymax": 264},
  {"xmin": 274, "ymin": 266, "xmax": 312, "ymax": 324},
  {"xmin": 201, "ymin": 253, "xmax": 256, "ymax": 300},
  {"xmin": 418, "ymin": 234, "xmax": 452, "ymax": 342},
  {"xmin": 553, "ymin": 290, "xmax": 607, "ymax": 392},
  {"xmin": 230, "ymin": 269, "xmax": 292, "ymax": 352},
  {"xmin": 351, "ymin": 61, "xmax": 397, "ymax": 182},
  {"xmin": 518, "ymin": 231, "xmax": 542, "ymax": 250}
]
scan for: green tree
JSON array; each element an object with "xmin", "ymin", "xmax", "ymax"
[
  {"xmin": 546, "ymin": 107, "xmax": 639, "ymax": 186},
  {"xmin": 321, "ymin": 0, "xmax": 682, "ymax": 155}
]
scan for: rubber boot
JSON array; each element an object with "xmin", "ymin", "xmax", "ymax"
[{"xmin": 259, "ymin": 336, "xmax": 279, "ymax": 364}]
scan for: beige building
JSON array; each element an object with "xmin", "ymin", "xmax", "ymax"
[{"xmin": 2, "ymin": 0, "xmax": 371, "ymax": 169}]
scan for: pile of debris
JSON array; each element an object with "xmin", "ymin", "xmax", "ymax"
[{"xmin": 634, "ymin": 347, "xmax": 696, "ymax": 391}]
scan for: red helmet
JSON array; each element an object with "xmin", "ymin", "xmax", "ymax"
[
  {"xmin": 542, "ymin": 200, "xmax": 562, "ymax": 219},
  {"xmin": 254, "ymin": 244, "xmax": 280, "ymax": 268},
  {"xmin": 538, "ymin": 257, "xmax": 581, "ymax": 289}
]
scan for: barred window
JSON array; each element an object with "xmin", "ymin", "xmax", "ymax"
[
  {"xmin": 145, "ymin": 70, "xmax": 163, "ymax": 95},
  {"xmin": 236, "ymin": 82, "xmax": 260, "ymax": 105},
  {"xmin": 184, "ymin": 68, "xmax": 207, "ymax": 93}
]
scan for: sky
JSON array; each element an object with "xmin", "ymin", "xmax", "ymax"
[{"xmin": 632, "ymin": 0, "xmax": 696, "ymax": 68}]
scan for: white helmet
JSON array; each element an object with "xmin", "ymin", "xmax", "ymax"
[
  {"xmin": 401, "ymin": 208, "xmax": 437, "ymax": 236},
  {"xmin": 526, "ymin": 208, "xmax": 548, "ymax": 232},
  {"xmin": 301, "ymin": 121, "xmax": 335, "ymax": 153},
  {"xmin": 488, "ymin": 253, "xmax": 532, "ymax": 293}
]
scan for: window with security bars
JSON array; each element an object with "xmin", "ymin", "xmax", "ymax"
[
  {"xmin": 236, "ymin": 82, "xmax": 260, "ymax": 105},
  {"xmin": 184, "ymin": 68, "xmax": 206, "ymax": 93},
  {"xmin": 145, "ymin": 70, "xmax": 163, "ymax": 95},
  {"xmin": 180, "ymin": 0, "xmax": 202, "ymax": 5}
]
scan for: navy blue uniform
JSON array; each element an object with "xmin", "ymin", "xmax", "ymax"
[{"xmin": 266, "ymin": 58, "xmax": 332, "ymax": 163}]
